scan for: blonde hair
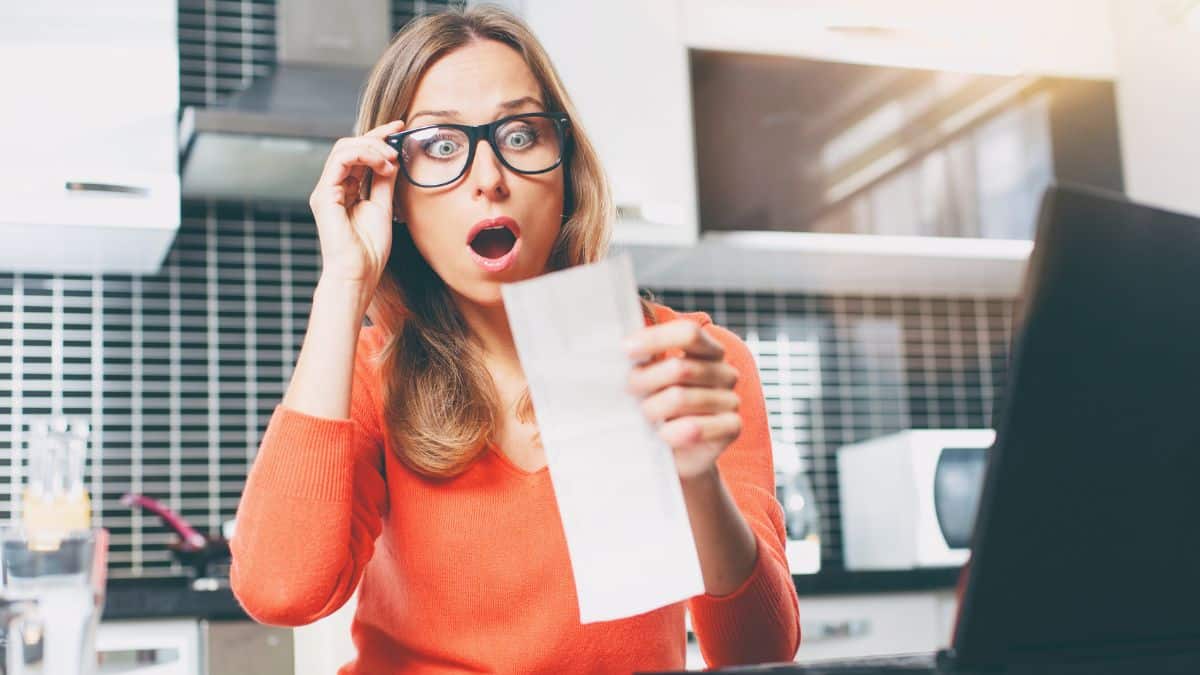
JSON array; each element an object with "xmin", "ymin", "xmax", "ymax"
[{"xmin": 354, "ymin": 4, "xmax": 655, "ymax": 478}]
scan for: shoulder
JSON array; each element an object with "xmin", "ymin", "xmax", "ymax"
[{"xmin": 647, "ymin": 301, "xmax": 756, "ymax": 369}]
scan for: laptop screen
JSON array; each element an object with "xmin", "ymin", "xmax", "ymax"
[{"xmin": 952, "ymin": 185, "xmax": 1200, "ymax": 665}]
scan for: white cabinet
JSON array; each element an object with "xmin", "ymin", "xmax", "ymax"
[
  {"xmin": 521, "ymin": 0, "xmax": 699, "ymax": 247},
  {"xmin": 96, "ymin": 619, "xmax": 202, "ymax": 675},
  {"xmin": 0, "ymin": 1, "xmax": 180, "ymax": 275},
  {"xmin": 935, "ymin": 590, "xmax": 960, "ymax": 647},
  {"xmin": 794, "ymin": 591, "xmax": 949, "ymax": 663},
  {"xmin": 293, "ymin": 590, "xmax": 358, "ymax": 675},
  {"xmin": 681, "ymin": 0, "xmax": 1115, "ymax": 79},
  {"xmin": 684, "ymin": 589, "xmax": 958, "ymax": 668}
]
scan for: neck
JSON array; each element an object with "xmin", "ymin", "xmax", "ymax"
[{"xmin": 452, "ymin": 291, "xmax": 522, "ymax": 379}]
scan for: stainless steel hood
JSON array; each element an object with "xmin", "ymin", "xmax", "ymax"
[{"xmin": 179, "ymin": 0, "xmax": 391, "ymax": 205}]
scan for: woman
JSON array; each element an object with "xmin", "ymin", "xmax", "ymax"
[{"xmin": 231, "ymin": 6, "xmax": 800, "ymax": 673}]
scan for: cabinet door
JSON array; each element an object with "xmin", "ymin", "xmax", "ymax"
[
  {"xmin": 96, "ymin": 619, "xmax": 202, "ymax": 675},
  {"xmin": 0, "ymin": 1, "xmax": 179, "ymax": 231},
  {"xmin": 681, "ymin": 0, "xmax": 1114, "ymax": 79},
  {"xmin": 293, "ymin": 590, "xmax": 358, "ymax": 675},
  {"xmin": 522, "ymin": 0, "xmax": 698, "ymax": 246},
  {"xmin": 934, "ymin": 590, "xmax": 960, "ymax": 649},
  {"xmin": 795, "ymin": 592, "xmax": 942, "ymax": 663},
  {"xmin": 206, "ymin": 621, "xmax": 294, "ymax": 675}
]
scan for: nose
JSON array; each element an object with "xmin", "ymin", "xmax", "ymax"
[{"xmin": 467, "ymin": 137, "xmax": 508, "ymax": 200}]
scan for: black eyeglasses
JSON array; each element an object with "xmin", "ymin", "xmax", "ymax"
[{"xmin": 384, "ymin": 112, "xmax": 571, "ymax": 188}]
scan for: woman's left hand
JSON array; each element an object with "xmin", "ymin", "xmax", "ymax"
[{"xmin": 624, "ymin": 320, "xmax": 742, "ymax": 481}]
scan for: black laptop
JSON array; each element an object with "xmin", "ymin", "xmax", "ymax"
[{"xmin": 645, "ymin": 184, "xmax": 1200, "ymax": 674}]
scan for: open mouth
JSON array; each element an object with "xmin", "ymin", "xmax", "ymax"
[
  {"xmin": 466, "ymin": 216, "xmax": 522, "ymax": 273},
  {"xmin": 470, "ymin": 225, "xmax": 518, "ymax": 259}
]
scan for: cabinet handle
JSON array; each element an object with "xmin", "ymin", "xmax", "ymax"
[
  {"xmin": 616, "ymin": 202, "xmax": 684, "ymax": 226},
  {"xmin": 64, "ymin": 181, "xmax": 151, "ymax": 196},
  {"xmin": 801, "ymin": 619, "xmax": 871, "ymax": 642}
]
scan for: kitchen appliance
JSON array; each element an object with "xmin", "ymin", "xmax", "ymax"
[
  {"xmin": 0, "ymin": 416, "xmax": 109, "ymax": 674},
  {"xmin": 837, "ymin": 429, "xmax": 993, "ymax": 570},
  {"xmin": 0, "ymin": 527, "xmax": 109, "ymax": 675},
  {"xmin": 179, "ymin": 0, "xmax": 391, "ymax": 204},
  {"xmin": 688, "ymin": 51, "xmax": 1122, "ymax": 239},
  {"xmin": 774, "ymin": 446, "xmax": 822, "ymax": 574}
]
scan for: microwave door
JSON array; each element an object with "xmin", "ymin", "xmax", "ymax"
[{"xmin": 934, "ymin": 448, "xmax": 989, "ymax": 549}]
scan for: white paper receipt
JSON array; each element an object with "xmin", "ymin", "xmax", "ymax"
[{"xmin": 500, "ymin": 254, "xmax": 704, "ymax": 624}]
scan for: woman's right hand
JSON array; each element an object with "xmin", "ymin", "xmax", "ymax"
[{"xmin": 308, "ymin": 119, "xmax": 408, "ymax": 290}]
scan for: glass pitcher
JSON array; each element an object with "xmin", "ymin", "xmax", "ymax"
[{"xmin": 0, "ymin": 527, "xmax": 108, "ymax": 675}]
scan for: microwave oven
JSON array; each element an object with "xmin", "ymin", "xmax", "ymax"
[{"xmin": 837, "ymin": 429, "xmax": 994, "ymax": 570}]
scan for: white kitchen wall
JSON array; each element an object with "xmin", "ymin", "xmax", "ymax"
[{"xmin": 1110, "ymin": 0, "xmax": 1200, "ymax": 217}]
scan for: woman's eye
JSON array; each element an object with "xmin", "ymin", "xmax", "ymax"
[
  {"xmin": 422, "ymin": 137, "xmax": 461, "ymax": 159},
  {"xmin": 502, "ymin": 126, "xmax": 538, "ymax": 150}
]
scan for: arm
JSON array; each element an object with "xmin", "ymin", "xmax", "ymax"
[
  {"xmin": 230, "ymin": 279, "xmax": 389, "ymax": 626},
  {"xmin": 627, "ymin": 318, "xmax": 802, "ymax": 665},
  {"xmin": 684, "ymin": 326, "xmax": 802, "ymax": 666}
]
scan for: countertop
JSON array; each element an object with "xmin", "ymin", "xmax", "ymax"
[
  {"xmin": 640, "ymin": 649, "xmax": 1200, "ymax": 674},
  {"xmin": 102, "ymin": 568, "xmax": 962, "ymax": 621},
  {"xmin": 792, "ymin": 567, "xmax": 960, "ymax": 596},
  {"xmin": 103, "ymin": 576, "xmax": 246, "ymax": 621}
]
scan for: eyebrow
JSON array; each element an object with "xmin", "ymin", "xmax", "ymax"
[{"xmin": 407, "ymin": 96, "xmax": 545, "ymax": 124}]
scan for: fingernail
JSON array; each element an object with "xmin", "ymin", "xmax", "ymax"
[{"xmin": 622, "ymin": 338, "xmax": 640, "ymax": 354}]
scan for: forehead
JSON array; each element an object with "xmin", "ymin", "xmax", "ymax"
[{"xmin": 408, "ymin": 39, "xmax": 542, "ymax": 121}]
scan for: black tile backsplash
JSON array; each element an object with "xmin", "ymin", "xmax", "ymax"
[
  {"xmin": 0, "ymin": 0, "xmax": 1013, "ymax": 577},
  {"xmin": 648, "ymin": 290, "xmax": 1011, "ymax": 567}
]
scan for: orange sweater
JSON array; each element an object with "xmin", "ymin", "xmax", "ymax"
[{"xmin": 231, "ymin": 302, "xmax": 801, "ymax": 674}]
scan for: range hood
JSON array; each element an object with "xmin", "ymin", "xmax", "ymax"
[{"xmin": 180, "ymin": 0, "xmax": 392, "ymax": 205}]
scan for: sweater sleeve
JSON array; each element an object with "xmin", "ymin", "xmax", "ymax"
[
  {"xmin": 686, "ymin": 324, "xmax": 802, "ymax": 667},
  {"xmin": 230, "ymin": 329, "xmax": 390, "ymax": 627}
]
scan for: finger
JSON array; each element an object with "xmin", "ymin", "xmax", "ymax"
[
  {"xmin": 658, "ymin": 412, "xmax": 742, "ymax": 448},
  {"xmin": 363, "ymin": 118, "xmax": 406, "ymax": 140},
  {"xmin": 625, "ymin": 320, "xmax": 724, "ymax": 362},
  {"xmin": 323, "ymin": 144, "xmax": 396, "ymax": 190},
  {"xmin": 312, "ymin": 165, "xmax": 365, "ymax": 218},
  {"xmin": 641, "ymin": 385, "xmax": 740, "ymax": 423},
  {"xmin": 627, "ymin": 357, "xmax": 738, "ymax": 397}
]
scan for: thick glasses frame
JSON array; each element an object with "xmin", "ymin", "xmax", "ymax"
[{"xmin": 384, "ymin": 112, "xmax": 572, "ymax": 188}]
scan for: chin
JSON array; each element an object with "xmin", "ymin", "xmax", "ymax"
[
  {"xmin": 448, "ymin": 257, "xmax": 552, "ymax": 310},
  {"xmin": 460, "ymin": 282, "xmax": 506, "ymax": 307}
]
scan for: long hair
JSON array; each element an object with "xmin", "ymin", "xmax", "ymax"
[{"xmin": 354, "ymin": 4, "xmax": 656, "ymax": 478}]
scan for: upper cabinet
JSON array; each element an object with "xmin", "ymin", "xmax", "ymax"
[
  {"xmin": 521, "ymin": 0, "xmax": 699, "ymax": 247},
  {"xmin": 0, "ymin": 1, "xmax": 180, "ymax": 275},
  {"xmin": 511, "ymin": 1, "xmax": 1128, "ymax": 296},
  {"xmin": 681, "ymin": 0, "xmax": 1116, "ymax": 79}
]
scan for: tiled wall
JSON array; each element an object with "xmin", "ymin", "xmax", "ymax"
[
  {"xmin": 0, "ymin": 0, "xmax": 1013, "ymax": 577},
  {"xmin": 648, "ymin": 290, "xmax": 1012, "ymax": 565}
]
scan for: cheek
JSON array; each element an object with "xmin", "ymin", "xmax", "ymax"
[
  {"xmin": 398, "ymin": 190, "xmax": 458, "ymax": 265},
  {"xmin": 526, "ymin": 175, "xmax": 565, "ymax": 238}
]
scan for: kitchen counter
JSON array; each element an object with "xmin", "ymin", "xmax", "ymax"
[
  {"xmin": 642, "ymin": 650, "xmax": 1200, "ymax": 674},
  {"xmin": 103, "ymin": 576, "xmax": 246, "ymax": 621},
  {"xmin": 103, "ymin": 569, "xmax": 959, "ymax": 621},
  {"xmin": 792, "ymin": 568, "xmax": 959, "ymax": 596}
]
